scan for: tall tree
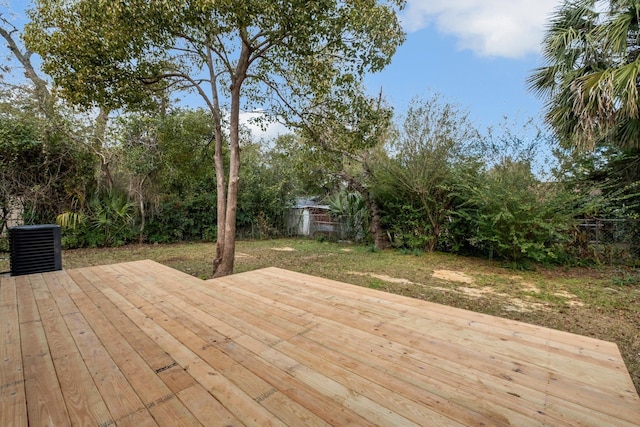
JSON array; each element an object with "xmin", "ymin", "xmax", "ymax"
[
  {"xmin": 294, "ymin": 87, "xmax": 394, "ymax": 249},
  {"xmin": 2, "ymin": 9, "xmax": 114, "ymax": 191},
  {"xmin": 379, "ymin": 94, "xmax": 481, "ymax": 252},
  {"xmin": 1, "ymin": 10, "xmax": 98, "ymax": 228},
  {"xmin": 24, "ymin": 0, "xmax": 405, "ymax": 276},
  {"xmin": 529, "ymin": 0, "xmax": 640, "ymax": 150}
]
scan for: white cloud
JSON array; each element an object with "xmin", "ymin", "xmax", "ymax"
[
  {"xmin": 401, "ymin": 0, "xmax": 563, "ymax": 58},
  {"xmin": 239, "ymin": 111, "xmax": 290, "ymax": 142}
]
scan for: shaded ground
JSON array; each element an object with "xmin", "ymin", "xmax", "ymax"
[{"xmin": 8, "ymin": 238, "xmax": 638, "ymax": 393}]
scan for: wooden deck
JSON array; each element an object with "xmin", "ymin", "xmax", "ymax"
[{"xmin": 1, "ymin": 260, "xmax": 639, "ymax": 426}]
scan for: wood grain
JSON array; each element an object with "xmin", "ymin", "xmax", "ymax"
[{"xmin": 1, "ymin": 260, "xmax": 639, "ymax": 426}]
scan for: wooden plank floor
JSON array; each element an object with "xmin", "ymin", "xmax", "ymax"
[{"xmin": 1, "ymin": 260, "xmax": 639, "ymax": 426}]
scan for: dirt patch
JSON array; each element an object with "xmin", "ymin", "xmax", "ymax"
[
  {"xmin": 340, "ymin": 248, "xmax": 353, "ymax": 252},
  {"xmin": 435, "ymin": 285, "xmax": 508, "ymax": 299},
  {"xmin": 553, "ymin": 290, "xmax": 578, "ymax": 299},
  {"xmin": 347, "ymin": 271, "xmax": 415, "ymax": 285},
  {"xmin": 550, "ymin": 290, "xmax": 585, "ymax": 307},
  {"xmin": 521, "ymin": 282, "xmax": 541, "ymax": 293},
  {"xmin": 432, "ymin": 270, "xmax": 474, "ymax": 284},
  {"xmin": 517, "ymin": 283, "xmax": 585, "ymax": 307},
  {"xmin": 234, "ymin": 252, "xmax": 254, "ymax": 259},
  {"xmin": 566, "ymin": 300, "xmax": 585, "ymax": 308},
  {"xmin": 431, "ymin": 284, "xmax": 548, "ymax": 313},
  {"xmin": 503, "ymin": 298, "xmax": 550, "ymax": 313},
  {"xmin": 459, "ymin": 286, "xmax": 509, "ymax": 298},
  {"xmin": 271, "ymin": 247, "xmax": 295, "ymax": 252}
]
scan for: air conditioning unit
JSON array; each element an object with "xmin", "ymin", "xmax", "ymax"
[{"xmin": 9, "ymin": 225, "xmax": 62, "ymax": 276}]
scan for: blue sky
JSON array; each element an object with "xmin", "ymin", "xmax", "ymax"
[
  {"xmin": 363, "ymin": 0, "xmax": 564, "ymax": 133},
  {"xmin": 365, "ymin": 27, "xmax": 544, "ymax": 129},
  {"xmin": 2, "ymin": 0, "xmax": 564, "ymax": 138}
]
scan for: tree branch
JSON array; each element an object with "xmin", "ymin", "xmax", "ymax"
[{"xmin": 0, "ymin": 15, "xmax": 52, "ymax": 110}]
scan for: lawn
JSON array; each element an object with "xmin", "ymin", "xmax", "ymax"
[{"xmin": 4, "ymin": 238, "xmax": 639, "ymax": 393}]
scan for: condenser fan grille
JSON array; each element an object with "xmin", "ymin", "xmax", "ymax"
[{"xmin": 9, "ymin": 225, "xmax": 62, "ymax": 276}]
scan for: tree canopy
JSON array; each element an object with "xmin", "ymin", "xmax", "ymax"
[
  {"xmin": 530, "ymin": 0, "xmax": 640, "ymax": 151},
  {"xmin": 24, "ymin": 0, "xmax": 406, "ymax": 275}
]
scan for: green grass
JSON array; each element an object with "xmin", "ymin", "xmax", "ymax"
[{"xmin": 4, "ymin": 238, "xmax": 638, "ymax": 393}]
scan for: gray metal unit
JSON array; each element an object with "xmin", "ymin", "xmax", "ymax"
[{"xmin": 9, "ymin": 225, "xmax": 62, "ymax": 276}]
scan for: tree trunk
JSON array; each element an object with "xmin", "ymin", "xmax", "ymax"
[
  {"xmin": 94, "ymin": 107, "xmax": 113, "ymax": 191},
  {"xmin": 368, "ymin": 198, "xmax": 389, "ymax": 250},
  {"xmin": 426, "ymin": 224, "xmax": 439, "ymax": 252},
  {"xmin": 138, "ymin": 195, "xmax": 145, "ymax": 243},
  {"xmin": 207, "ymin": 46, "xmax": 227, "ymax": 276},
  {"xmin": 212, "ymin": 42, "xmax": 249, "ymax": 277},
  {"xmin": 129, "ymin": 176, "xmax": 147, "ymax": 243},
  {"xmin": 424, "ymin": 204, "xmax": 440, "ymax": 252},
  {"xmin": 339, "ymin": 170, "xmax": 389, "ymax": 250},
  {"xmin": 213, "ymin": 83, "xmax": 242, "ymax": 277},
  {"xmin": 212, "ymin": 105, "xmax": 226, "ymax": 274}
]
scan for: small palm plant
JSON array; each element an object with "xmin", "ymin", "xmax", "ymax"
[
  {"xmin": 89, "ymin": 192, "xmax": 136, "ymax": 247},
  {"xmin": 56, "ymin": 211, "xmax": 86, "ymax": 229},
  {"xmin": 326, "ymin": 190, "xmax": 368, "ymax": 241}
]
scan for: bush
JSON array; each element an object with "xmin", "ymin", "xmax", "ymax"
[
  {"xmin": 57, "ymin": 192, "xmax": 137, "ymax": 248},
  {"xmin": 144, "ymin": 193, "xmax": 217, "ymax": 243},
  {"xmin": 453, "ymin": 160, "xmax": 574, "ymax": 265},
  {"xmin": 383, "ymin": 202, "xmax": 434, "ymax": 251}
]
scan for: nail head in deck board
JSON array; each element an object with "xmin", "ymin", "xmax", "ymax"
[{"xmin": 2, "ymin": 259, "xmax": 639, "ymax": 426}]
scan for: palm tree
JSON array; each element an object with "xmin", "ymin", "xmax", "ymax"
[{"xmin": 529, "ymin": 0, "xmax": 640, "ymax": 151}]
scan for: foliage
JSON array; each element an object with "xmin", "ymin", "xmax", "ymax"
[
  {"xmin": 56, "ymin": 211, "xmax": 86, "ymax": 230},
  {"xmin": 274, "ymin": 133, "xmax": 345, "ymax": 197},
  {"xmin": 88, "ymin": 192, "xmax": 136, "ymax": 247},
  {"xmin": 57, "ymin": 192, "xmax": 136, "ymax": 248},
  {"xmin": 144, "ymin": 193, "xmax": 217, "ymax": 244},
  {"xmin": 25, "ymin": 0, "xmax": 407, "ymax": 276},
  {"xmin": 0, "ymin": 89, "xmax": 95, "ymax": 231},
  {"xmin": 372, "ymin": 110, "xmax": 586, "ymax": 265},
  {"xmin": 549, "ymin": 144, "xmax": 640, "ymax": 265},
  {"xmin": 530, "ymin": 0, "xmax": 640, "ymax": 150},
  {"xmin": 445, "ymin": 123, "xmax": 576, "ymax": 265},
  {"xmin": 236, "ymin": 141, "xmax": 297, "ymax": 238},
  {"xmin": 296, "ymin": 87, "xmax": 395, "ymax": 249},
  {"xmin": 554, "ymin": 145, "xmax": 640, "ymax": 219},
  {"xmin": 325, "ymin": 190, "xmax": 369, "ymax": 241},
  {"xmin": 102, "ymin": 108, "xmax": 217, "ymax": 243},
  {"xmin": 153, "ymin": 109, "xmax": 217, "ymax": 196},
  {"xmin": 377, "ymin": 196, "xmax": 434, "ymax": 250},
  {"xmin": 374, "ymin": 94, "xmax": 482, "ymax": 251},
  {"xmin": 455, "ymin": 160, "xmax": 575, "ymax": 265}
]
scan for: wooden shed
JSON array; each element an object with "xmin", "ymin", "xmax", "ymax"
[{"xmin": 287, "ymin": 198, "xmax": 336, "ymax": 237}]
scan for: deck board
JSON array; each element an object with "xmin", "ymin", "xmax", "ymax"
[
  {"xmin": 1, "ymin": 276, "xmax": 28, "ymax": 427},
  {"xmin": 1, "ymin": 260, "xmax": 639, "ymax": 426}
]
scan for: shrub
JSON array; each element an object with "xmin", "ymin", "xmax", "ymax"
[{"xmin": 453, "ymin": 160, "xmax": 574, "ymax": 265}]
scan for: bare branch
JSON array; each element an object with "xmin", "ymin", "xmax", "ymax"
[{"xmin": 0, "ymin": 16, "xmax": 51, "ymax": 110}]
